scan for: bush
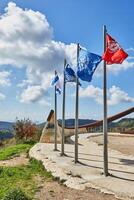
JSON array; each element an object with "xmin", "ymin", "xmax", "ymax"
[
  {"xmin": 13, "ymin": 118, "xmax": 37, "ymax": 142},
  {"xmin": 3, "ymin": 188, "xmax": 31, "ymax": 200},
  {"xmin": 23, "ymin": 140, "xmax": 36, "ymax": 145}
]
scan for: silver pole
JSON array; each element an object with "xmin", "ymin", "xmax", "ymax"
[
  {"xmin": 103, "ymin": 25, "xmax": 108, "ymax": 176},
  {"xmin": 61, "ymin": 59, "xmax": 66, "ymax": 156},
  {"xmin": 54, "ymin": 71, "xmax": 58, "ymax": 151},
  {"xmin": 75, "ymin": 43, "xmax": 80, "ymax": 163}
]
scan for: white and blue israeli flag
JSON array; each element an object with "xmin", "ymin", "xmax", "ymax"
[
  {"xmin": 51, "ymin": 71, "xmax": 61, "ymax": 94},
  {"xmin": 77, "ymin": 48, "xmax": 102, "ymax": 82},
  {"xmin": 51, "ymin": 74, "xmax": 59, "ymax": 86}
]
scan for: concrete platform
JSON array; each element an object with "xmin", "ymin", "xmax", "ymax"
[{"xmin": 29, "ymin": 133, "xmax": 134, "ymax": 200}]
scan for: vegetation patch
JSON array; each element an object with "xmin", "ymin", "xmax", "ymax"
[
  {"xmin": 0, "ymin": 159, "xmax": 53, "ymax": 199},
  {"xmin": 0, "ymin": 118, "xmax": 53, "ymax": 199},
  {"xmin": 0, "ymin": 143, "xmax": 33, "ymax": 160},
  {"xmin": 2, "ymin": 188, "xmax": 31, "ymax": 200}
]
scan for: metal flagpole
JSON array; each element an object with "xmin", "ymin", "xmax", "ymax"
[
  {"xmin": 61, "ymin": 59, "xmax": 66, "ymax": 156},
  {"xmin": 75, "ymin": 43, "xmax": 80, "ymax": 163},
  {"xmin": 103, "ymin": 25, "xmax": 108, "ymax": 176},
  {"xmin": 54, "ymin": 70, "xmax": 58, "ymax": 151}
]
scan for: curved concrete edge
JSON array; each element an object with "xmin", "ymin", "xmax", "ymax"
[
  {"xmin": 29, "ymin": 144, "xmax": 104, "ymax": 192},
  {"xmin": 29, "ymin": 142, "xmax": 134, "ymax": 200}
]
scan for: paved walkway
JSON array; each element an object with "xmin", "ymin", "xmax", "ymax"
[{"xmin": 29, "ymin": 133, "xmax": 134, "ymax": 200}]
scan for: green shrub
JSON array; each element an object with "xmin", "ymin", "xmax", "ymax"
[
  {"xmin": 3, "ymin": 188, "xmax": 31, "ymax": 200},
  {"xmin": 0, "ymin": 166, "xmax": 3, "ymax": 174},
  {"xmin": 23, "ymin": 140, "xmax": 36, "ymax": 145}
]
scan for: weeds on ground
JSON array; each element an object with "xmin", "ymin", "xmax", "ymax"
[
  {"xmin": 0, "ymin": 158, "xmax": 53, "ymax": 199},
  {"xmin": 0, "ymin": 143, "xmax": 33, "ymax": 160}
]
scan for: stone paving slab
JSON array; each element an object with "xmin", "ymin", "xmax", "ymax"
[{"xmin": 29, "ymin": 133, "xmax": 134, "ymax": 200}]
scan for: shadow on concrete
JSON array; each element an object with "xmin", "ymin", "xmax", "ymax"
[
  {"xmin": 110, "ymin": 174, "xmax": 134, "ymax": 182},
  {"xmin": 65, "ymin": 151, "xmax": 134, "ymax": 167},
  {"xmin": 78, "ymin": 161, "xmax": 134, "ymax": 181},
  {"xmin": 120, "ymin": 158, "xmax": 134, "ymax": 166},
  {"xmin": 65, "ymin": 151, "xmax": 123, "ymax": 160},
  {"xmin": 64, "ymin": 153, "xmax": 134, "ymax": 180},
  {"xmin": 79, "ymin": 160, "xmax": 134, "ymax": 179}
]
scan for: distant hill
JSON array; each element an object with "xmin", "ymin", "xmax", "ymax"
[
  {"xmin": 0, "ymin": 132, "xmax": 14, "ymax": 141},
  {"xmin": 0, "ymin": 121, "xmax": 14, "ymax": 131},
  {"xmin": 38, "ymin": 118, "xmax": 134, "ymax": 129},
  {"xmin": 37, "ymin": 122, "xmax": 46, "ymax": 130},
  {"xmin": 0, "ymin": 117, "xmax": 133, "ymax": 132},
  {"xmin": 37, "ymin": 119, "xmax": 96, "ymax": 129},
  {"xmin": 113, "ymin": 118, "xmax": 134, "ymax": 128},
  {"xmin": 0, "ymin": 122, "xmax": 14, "ymax": 141},
  {"xmin": 58, "ymin": 119, "xmax": 97, "ymax": 128}
]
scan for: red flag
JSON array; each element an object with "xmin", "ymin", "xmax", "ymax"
[{"xmin": 102, "ymin": 34, "xmax": 128, "ymax": 64}]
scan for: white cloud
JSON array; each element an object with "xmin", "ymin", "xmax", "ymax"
[
  {"xmin": 38, "ymin": 99, "xmax": 51, "ymax": 107},
  {"xmin": 108, "ymin": 85, "xmax": 134, "ymax": 105},
  {"xmin": 108, "ymin": 59, "xmax": 134, "ymax": 75},
  {"xmin": 20, "ymin": 85, "xmax": 47, "ymax": 103},
  {"xmin": 0, "ymin": 71, "xmax": 11, "ymax": 86},
  {"xmin": 126, "ymin": 47, "xmax": 134, "ymax": 52},
  {"xmin": 0, "ymin": 2, "xmax": 78, "ymax": 104},
  {"xmin": 0, "ymin": 93, "xmax": 6, "ymax": 101},
  {"xmin": 0, "ymin": 2, "xmax": 53, "ymax": 44},
  {"xmin": 79, "ymin": 85, "xmax": 134, "ymax": 106},
  {"xmin": 79, "ymin": 85, "xmax": 102, "ymax": 104},
  {"xmin": 17, "ymin": 79, "xmax": 33, "ymax": 88},
  {"xmin": 0, "ymin": 2, "xmax": 76, "ymax": 92}
]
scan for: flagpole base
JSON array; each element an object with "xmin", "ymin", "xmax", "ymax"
[
  {"xmin": 60, "ymin": 153, "xmax": 68, "ymax": 157},
  {"xmin": 53, "ymin": 149, "xmax": 59, "ymax": 151},
  {"xmin": 73, "ymin": 159, "xmax": 79, "ymax": 164},
  {"xmin": 101, "ymin": 171, "xmax": 110, "ymax": 177}
]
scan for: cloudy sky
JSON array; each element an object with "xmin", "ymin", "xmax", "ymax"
[{"xmin": 0, "ymin": 0, "xmax": 133, "ymax": 122}]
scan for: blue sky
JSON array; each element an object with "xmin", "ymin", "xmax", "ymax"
[{"xmin": 0, "ymin": 0, "xmax": 133, "ymax": 122}]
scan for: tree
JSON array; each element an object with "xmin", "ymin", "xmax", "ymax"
[{"xmin": 14, "ymin": 118, "xmax": 37, "ymax": 141}]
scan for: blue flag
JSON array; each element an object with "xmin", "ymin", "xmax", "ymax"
[
  {"xmin": 64, "ymin": 64, "xmax": 77, "ymax": 83},
  {"xmin": 77, "ymin": 48, "xmax": 102, "ymax": 82},
  {"xmin": 51, "ymin": 71, "xmax": 61, "ymax": 94}
]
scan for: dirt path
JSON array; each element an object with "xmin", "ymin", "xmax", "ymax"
[
  {"xmin": 0, "ymin": 154, "xmax": 29, "ymax": 167},
  {"xmin": 0, "ymin": 153, "xmax": 119, "ymax": 200},
  {"xmin": 35, "ymin": 181, "xmax": 118, "ymax": 200}
]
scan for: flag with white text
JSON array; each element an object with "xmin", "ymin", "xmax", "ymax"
[{"xmin": 77, "ymin": 48, "xmax": 102, "ymax": 82}]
